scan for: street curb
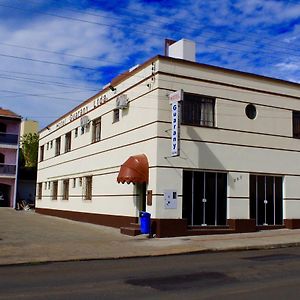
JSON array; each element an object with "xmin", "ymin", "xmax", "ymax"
[{"xmin": 1, "ymin": 241, "xmax": 300, "ymax": 268}]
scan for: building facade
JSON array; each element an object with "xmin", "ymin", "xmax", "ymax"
[
  {"xmin": 20, "ymin": 119, "xmax": 39, "ymax": 137},
  {"xmin": 18, "ymin": 119, "xmax": 39, "ymax": 206},
  {"xmin": 36, "ymin": 41, "xmax": 300, "ymax": 237},
  {"xmin": 0, "ymin": 108, "xmax": 21, "ymax": 207}
]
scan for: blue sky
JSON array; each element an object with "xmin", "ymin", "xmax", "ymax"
[{"xmin": 0, "ymin": 0, "xmax": 300, "ymax": 129}]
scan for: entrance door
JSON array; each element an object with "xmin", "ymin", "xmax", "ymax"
[
  {"xmin": 136, "ymin": 182, "xmax": 146, "ymax": 212},
  {"xmin": 0, "ymin": 184, "xmax": 11, "ymax": 207},
  {"xmin": 183, "ymin": 171, "xmax": 227, "ymax": 226},
  {"xmin": 250, "ymin": 175, "xmax": 283, "ymax": 226}
]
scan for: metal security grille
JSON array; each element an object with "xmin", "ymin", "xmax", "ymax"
[{"xmin": 181, "ymin": 93, "xmax": 215, "ymax": 127}]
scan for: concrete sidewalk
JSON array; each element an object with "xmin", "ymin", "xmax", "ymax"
[{"xmin": 1, "ymin": 208, "xmax": 300, "ymax": 266}]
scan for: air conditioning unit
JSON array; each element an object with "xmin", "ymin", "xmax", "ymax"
[
  {"xmin": 116, "ymin": 94, "xmax": 129, "ymax": 109},
  {"xmin": 80, "ymin": 116, "xmax": 90, "ymax": 127}
]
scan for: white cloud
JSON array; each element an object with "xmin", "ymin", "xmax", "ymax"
[
  {"xmin": 276, "ymin": 62, "xmax": 300, "ymax": 71},
  {"xmin": 1, "ymin": 0, "xmax": 300, "ymax": 129},
  {"xmin": 0, "ymin": 8, "xmax": 142, "ymax": 128}
]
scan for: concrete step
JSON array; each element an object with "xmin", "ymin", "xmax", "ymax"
[
  {"xmin": 129, "ymin": 223, "xmax": 140, "ymax": 229},
  {"xmin": 120, "ymin": 226, "xmax": 141, "ymax": 236},
  {"xmin": 187, "ymin": 226, "xmax": 235, "ymax": 236}
]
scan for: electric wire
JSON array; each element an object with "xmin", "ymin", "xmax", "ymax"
[
  {"xmin": 0, "ymin": 2, "xmax": 300, "ymax": 64},
  {"xmin": 22, "ymin": 0, "xmax": 300, "ymax": 52}
]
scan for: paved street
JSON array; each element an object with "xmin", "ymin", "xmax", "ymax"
[
  {"xmin": 2, "ymin": 208, "xmax": 300, "ymax": 266},
  {"xmin": 1, "ymin": 247, "xmax": 300, "ymax": 299}
]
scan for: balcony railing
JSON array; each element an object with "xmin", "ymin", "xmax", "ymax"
[
  {"xmin": 0, "ymin": 133, "xmax": 18, "ymax": 145},
  {"xmin": 0, "ymin": 164, "xmax": 16, "ymax": 175}
]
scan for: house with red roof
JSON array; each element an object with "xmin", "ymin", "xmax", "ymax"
[{"xmin": 0, "ymin": 108, "xmax": 21, "ymax": 207}]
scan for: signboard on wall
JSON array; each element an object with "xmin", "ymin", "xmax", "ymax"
[
  {"xmin": 164, "ymin": 190, "xmax": 177, "ymax": 209},
  {"xmin": 168, "ymin": 90, "xmax": 183, "ymax": 157}
]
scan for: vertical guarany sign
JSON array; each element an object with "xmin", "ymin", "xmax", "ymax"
[{"xmin": 168, "ymin": 89, "xmax": 183, "ymax": 157}]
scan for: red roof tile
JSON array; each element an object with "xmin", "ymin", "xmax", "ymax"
[{"xmin": 0, "ymin": 108, "xmax": 21, "ymax": 119}]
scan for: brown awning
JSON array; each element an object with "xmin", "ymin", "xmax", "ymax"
[{"xmin": 117, "ymin": 154, "xmax": 149, "ymax": 184}]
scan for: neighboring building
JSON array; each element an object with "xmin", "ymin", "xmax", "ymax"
[
  {"xmin": 20, "ymin": 119, "xmax": 39, "ymax": 139},
  {"xmin": 18, "ymin": 119, "xmax": 39, "ymax": 206},
  {"xmin": 0, "ymin": 108, "xmax": 21, "ymax": 207},
  {"xmin": 36, "ymin": 39, "xmax": 300, "ymax": 237}
]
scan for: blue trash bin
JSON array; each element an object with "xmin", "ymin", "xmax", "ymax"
[{"xmin": 140, "ymin": 211, "xmax": 151, "ymax": 234}]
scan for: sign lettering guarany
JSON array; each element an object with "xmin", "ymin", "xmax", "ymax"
[{"xmin": 168, "ymin": 90, "xmax": 183, "ymax": 157}]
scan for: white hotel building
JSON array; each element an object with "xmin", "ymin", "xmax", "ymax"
[{"xmin": 36, "ymin": 39, "xmax": 300, "ymax": 237}]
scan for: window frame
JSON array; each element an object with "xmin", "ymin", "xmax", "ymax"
[
  {"xmin": 52, "ymin": 181, "xmax": 58, "ymax": 200},
  {"xmin": 92, "ymin": 117, "xmax": 101, "ymax": 143},
  {"xmin": 84, "ymin": 176, "xmax": 92, "ymax": 200},
  {"xmin": 65, "ymin": 131, "xmax": 72, "ymax": 153},
  {"xmin": 0, "ymin": 152, "xmax": 5, "ymax": 164},
  {"xmin": 113, "ymin": 109, "xmax": 120, "ymax": 123},
  {"xmin": 181, "ymin": 93, "xmax": 215, "ymax": 127},
  {"xmin": 55, "ymin": 137, "xmax": 61, "ymax": 156},
  {"xmin": 62, "ymin": 179, "xmax": 69, "ymax": 200},
  {"xmin": 37, "ymin": 183, "xmax": 43, "ymax": 200},
  {"xmin": 40, "ymin": 145, "xmax": 44, "ymax": 162},
  {"xmin": 293, "ymin": 111, "xmax": 300, "ymax": 139}
]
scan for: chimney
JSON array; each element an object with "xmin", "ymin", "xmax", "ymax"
[{"xmin": 167, "ymin": 39, "xmax": 196, "ymax": 62}]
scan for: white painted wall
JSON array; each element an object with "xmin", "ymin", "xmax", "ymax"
[{"xmin": 36, "ymin": 56, "xmax": 300, "ymax": 221}]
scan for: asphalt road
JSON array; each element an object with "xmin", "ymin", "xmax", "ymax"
[{"xmin": 1, "ymin": 247, "xmax": 300, "ymax": 299}]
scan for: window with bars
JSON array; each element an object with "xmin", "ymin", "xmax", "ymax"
[
  {"xmin": 84, "ymin": 176, "xmax": 92, "ymax": 200},
  {"xmin": 65, "ymin": 131, "xmax": 72, "ymax": 153},
  {"xmin": 92, "ymin": 117, "xmax": 101, "ymax": 143},
  {"xmin": 293, "ymin": 111, "xmax": 300, "ymax": 138},
  {"xmin": 62, "ymin": 179, "xmax": 69, "ymax": 200},
  {"xmin": 52, "ymin": 181, "xmax": 58, "ymax": 200},
  {"xmin": 182, "ymin": 93, "xmax": 215, "ymax": 127}
]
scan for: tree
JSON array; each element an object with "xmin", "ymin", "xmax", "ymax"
[{"xmin": 20, "ymin": 133, "xmax": 39, "ymax": 168}]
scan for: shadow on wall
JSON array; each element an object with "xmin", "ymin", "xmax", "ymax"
[{"xmin": 164, "ymin": 126, "xmax": 235, "ymax": 190}]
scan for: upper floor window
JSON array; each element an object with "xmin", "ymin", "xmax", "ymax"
[
  {"xmin": 55, "ymin": 137, "xmax": 61, "ymax": 156},
  {"xmin": 65, "ymin": 131, "xmax": 72, "ymax": 153},
  {"xmin": 182, "ymin": 93, "xmax": 215, "ymax": 127},
  {"xmin": 92, "ymin": 117, "xmax": 101, "ymax": 143},
  {"xmin": 293, "ymin": 111, "xmax": 300, "ymax": 138},
  {"xmin": 40, "ymin": 145, "xmax": 44, "ymax": 162},
  {"xmin": 113, "ymin": 109, "xmax": 120, "ymax": 123},
  {"xmin": 0, "ymin": 123, "xmax": 7, "ymax": 133}
]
